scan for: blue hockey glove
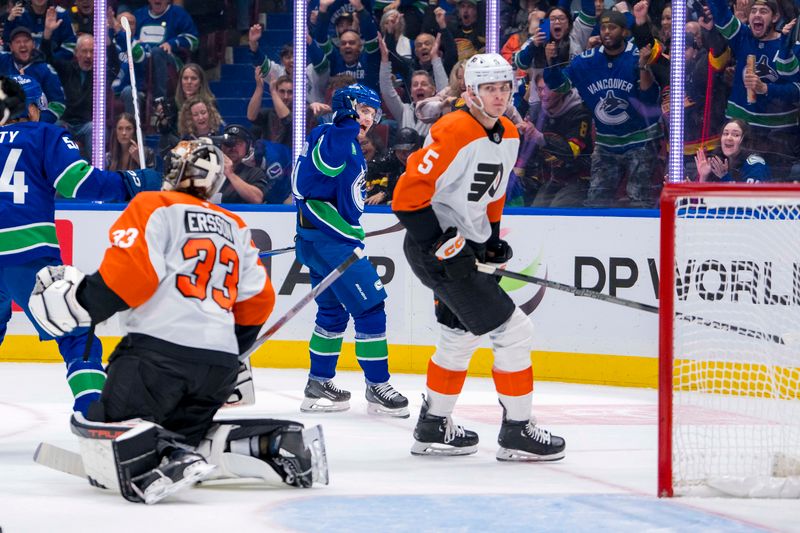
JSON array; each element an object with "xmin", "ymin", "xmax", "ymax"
[
  {"xmin": 331, "ymin": 92, "xmax": 358, "ymax": 124},
  {"xmin": 432, "ymin": 227, "xmax": 476, "ymax": 281},
  {"xmin": 121, "ymin": 168, "xmax": 162, "ymax": 199}
]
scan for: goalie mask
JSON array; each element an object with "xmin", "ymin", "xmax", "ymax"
[{"xmin": 163, "ymin": 140, "xmax": 226, "ymax": 200}]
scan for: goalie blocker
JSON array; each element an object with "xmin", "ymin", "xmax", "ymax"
[{"xmin": 70, "ymin": 413, "xmax": 328, "ymax": 504}]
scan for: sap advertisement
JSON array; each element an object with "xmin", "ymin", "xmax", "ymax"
[{"xmin": 6, "ymin": 207, "xmax": 663, "ymax": 358}]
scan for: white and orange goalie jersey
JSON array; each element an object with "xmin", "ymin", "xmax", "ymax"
[
  {"xmin": 392, "ymin": 108, "xmax": 520, "ymax": 247},
  {"xmin": 88, "ymin": 190, "xmax": 275, "ymax": 360}
]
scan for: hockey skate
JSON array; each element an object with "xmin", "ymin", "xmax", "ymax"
[
  {"xmin": 300, "ymin": 378, "xmax": 351, "ymax": 412},
  {"xmin": 496, "ymin": 404, "xmax": 565, "ymax": 462},
  {"xmin": 132, "ymin": 450, "xmax": 216, "ymax": 505},
  {"xmin": 366, "ymin": 382, "xmax": 410, "ymax": 418},
  {"xmin": 410, "ymin": 395, "xmax": 478, "ymax": 456}
]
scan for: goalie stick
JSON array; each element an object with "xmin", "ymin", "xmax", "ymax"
[
  {"xmin": 476, "ymin": 262, "xmax": 788, "ymax": 345},
  {"xmin": 34, "ymin": 442, "xmax": 85, "ymax": 479},
  {"xmin": 240, "ymin": 248, "xmax": 365, "ymax": 362},
  {"xmin": 119, "ymin": 16, "xmax": 146, "ymax": 169}
]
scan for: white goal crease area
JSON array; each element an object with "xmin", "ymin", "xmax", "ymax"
[{"xmin": 658, "ymin": 183, "xmax": 800, "ymax": 498}]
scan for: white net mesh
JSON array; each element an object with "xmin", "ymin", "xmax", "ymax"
[{"xmin": 671, "ymin": 195, "xmax": 800, "ymax": 497}]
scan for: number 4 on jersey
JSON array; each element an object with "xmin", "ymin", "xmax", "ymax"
[{"xmin": 0, "ymin": 148, "xmax": 27, "ymax": 204}]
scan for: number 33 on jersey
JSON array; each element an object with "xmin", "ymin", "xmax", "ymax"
[{"xmin": 97, "ymin": 191, "xmax": 275, "ymax": 356}]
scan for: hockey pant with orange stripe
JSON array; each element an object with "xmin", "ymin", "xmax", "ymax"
[
  {"xmin": 296, "ymin": 230, "xmax": 390, "ymax": 385},
  {"xmin": 403, "ymin": 235, "xmax": 535, "ymax": 421}
]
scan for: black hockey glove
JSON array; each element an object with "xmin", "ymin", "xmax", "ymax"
[
  {"xmin": 432, "ymin": 227, "xmax": 476, "ymax": 281},
  {"xmin": 485, "ymin": 239, "xmax": 513, "ymax": 265}
]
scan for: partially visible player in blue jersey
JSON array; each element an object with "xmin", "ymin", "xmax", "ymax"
[
  {"xmin": 0, "ymin": 75, "xmax": 160, "ymax": 415},
  {"xmin": 291, "ymin": 83, "xmax": 409, "ymax": 418}
]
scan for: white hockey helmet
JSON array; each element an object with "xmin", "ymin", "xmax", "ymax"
[
  {"xmin": 463, "ymin": 53, "xmax": 514, "ymax": 96},
  {"xmin": 163, "ymin": 139, "xmax": 226, "ymax": 200}
]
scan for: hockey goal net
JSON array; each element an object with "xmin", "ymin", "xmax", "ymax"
[{"xmin": 659, "ymin": 183, "xmax": 800, "ymax": 498}]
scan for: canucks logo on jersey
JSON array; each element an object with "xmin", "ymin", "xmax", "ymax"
[{"xmin": 595, "ymin": 90, "xmax": 630, "ymax": 126}]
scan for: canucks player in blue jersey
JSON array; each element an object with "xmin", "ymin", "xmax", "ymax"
[
  {"xmin": 291, "ymin": 83, "xmax": 409, "ymax": 417},
  {"xmin": 0, "ymin": 76, "xmax": 160, "ymax": 415}
]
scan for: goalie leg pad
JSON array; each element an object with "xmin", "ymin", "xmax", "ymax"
[
  {"xmin": 198, "ymin": 418, "xmax": 329, "ymax": 488},
  {"xmin": 70, "ymin": 413, "xmax": 207, "ymax": 504}
]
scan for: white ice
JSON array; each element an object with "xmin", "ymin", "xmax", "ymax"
[{"xmin": 1, "ymin": 363, "xmax": 798, "ymax": 533}]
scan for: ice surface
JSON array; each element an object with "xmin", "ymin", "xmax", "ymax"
[{"xmin": 0, "ymin": 364, "xmax": 797, "ymax": 532}]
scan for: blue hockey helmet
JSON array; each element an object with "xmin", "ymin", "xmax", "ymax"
[{"xmin": 332, "ymin": 83, "xmax": 382, "ymax": 123}]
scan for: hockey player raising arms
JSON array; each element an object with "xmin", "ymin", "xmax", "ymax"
[
  {"xmin": 292, "ymin": 84, "xmax": 409, "ymax": 417},
  {"xmin": 0, "ymin": 75, "xmax": 159, "ymax": 415},
  {"xmin": 29, "ymin": 140, "xmax": 328, "ymax": 504},
  {"xmin": 393, "ymin": 54, "xmax": 566, "ymax": 461}
]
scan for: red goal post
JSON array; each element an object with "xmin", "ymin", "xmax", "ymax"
[{"xmin": 659, "ymin": 183, "xmax": 800, "ymax": 498}]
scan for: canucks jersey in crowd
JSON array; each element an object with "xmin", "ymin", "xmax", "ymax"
[
  {"xmin": 544, "ymin": 41, "xmax": 661, "ymax": 152},
  {"xmin": 3, "ymin": 5, "xmax": 76, "ymax": 59},
  {"xmin": 707, "ymin": 0, "xmax": 800, "ymax": 133},
  {"xmin": 291, "ymin": 115, "xmax": 367, "ymax": 247},
  {"xmin": 130, "ymin": 3, "xmax": 199, "ymax": 63}
]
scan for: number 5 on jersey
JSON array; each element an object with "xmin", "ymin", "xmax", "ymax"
[
  {"xmin": 176, "ymin": 237, "xmax": 240, "ymax": 311},
  {"xmin": 417, "ymin": 149, "xmax": 439, "ymax": 174}
]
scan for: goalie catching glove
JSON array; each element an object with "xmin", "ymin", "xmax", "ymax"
[
  {"xmin": 28, "ymin": 265, "xmax": 91, "ymax": 337},
  {"xmin": 432, "ymin": 227, "xmax": 476, "ymax": 281}
]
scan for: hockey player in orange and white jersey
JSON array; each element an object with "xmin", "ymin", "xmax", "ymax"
[
  {"xmin": 28, "ymin": 140, "xmax": 328, "ymax": 504},
  {"xmin": 393, "ymin": 54, "xmax": 566, "ymax": 461}
]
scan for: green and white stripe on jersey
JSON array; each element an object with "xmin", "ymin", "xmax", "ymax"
[
  {"xmin": 595, "ymin": 122, "xmax": 662, "ymax": 150},
  {"xmin": 0, "ymin": 222, "xmax": 59, "ymax": 257},
  {"xmin": 306, "ymin": 199, "xmax": 366, "ymax": 241},
  {"xmin": 54, "ymin": 160, "xmax": 94, "ymax": 199}
]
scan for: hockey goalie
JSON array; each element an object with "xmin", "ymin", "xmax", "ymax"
[{"xmin": 28, "ymin": 140, "xmax": 328, "ymax": 504}]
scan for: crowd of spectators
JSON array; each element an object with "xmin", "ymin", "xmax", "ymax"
[{"xmin": 1, "ymin": 0, "xmax": 794, "ymax": 207}]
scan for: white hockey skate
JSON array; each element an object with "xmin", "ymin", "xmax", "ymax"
[{"xmin": 132, "ymin": 451, "xmax": 216, "ymax": 505}]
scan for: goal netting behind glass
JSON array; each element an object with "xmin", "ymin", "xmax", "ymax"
[{"xmin": 659, "ymin": 184, "xmax": 800, "ymax": 498}]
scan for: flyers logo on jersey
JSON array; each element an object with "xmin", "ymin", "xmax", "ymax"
[
  {"xmin": 468, "ymin": 162, "xmax": 503, "ymax": 202},
  {"xmin": 435, "ymin": 233, "xmax": 465, "ymax": 260}
]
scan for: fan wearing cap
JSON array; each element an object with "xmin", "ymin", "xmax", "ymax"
[
  {"xmin": 218, "ymin": 124, "xmax": 269, "ymax": 204},
  {"xmin": 706, "ymin": 0, "xmax": 800, "ymax": 177},
  {"xmin": 365, "ymin": 127, "xmax": 421, "ymax": 205},
  {"xmin": 4, "ymin": 1, "xmax": 77, "ymax": 60},
  {"xmin": 0, "ymin": 25, "xmax": 67, "ymax": 123},
  {"xmin": 543, "ymin": 8, "xmax": 662, "ymax": 207}
]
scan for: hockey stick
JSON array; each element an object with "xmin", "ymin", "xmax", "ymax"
[
  {"xmin": 120, "ymin": 16, "xmax": 146, "ymax": 169},
  {"xmin": 34, "ymin": 442, "xmax": 86, "ymax": 479},
  {"xmin": 255, "ymin": 221, "xmax": 405, "ymax": 260},
  {"xmin": 258, "ymin": 245, "xmax": 296, "ymax": 259},
  {"xmin": 476, "ymin": 262, "xmax": 787, "ymax": 345},
  {"xmin": 239, "ymin": 248, "xmax": 365, "ymax": 362}
]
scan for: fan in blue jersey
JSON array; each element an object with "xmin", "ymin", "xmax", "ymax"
[
  {"xmin": 706, "ymin": 0, "xmax": 800, "ymax": 177},
  {"xmin": 544, "ymin": 9, "xmax": 663, "ymax": 207},
  {"xmin": 291, "ymin": 83, "xmax": 409, "ymax": 418},
  {"xmin": 0, "ymin": 76, "xmax": 160, "ymax": 415},
  {"xmin": 694, "ymin": 119, "xmax": 771, "ymax": 182}
]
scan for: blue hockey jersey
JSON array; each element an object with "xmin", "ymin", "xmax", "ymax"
[
  {"xmin": 291, "ymin": 118, "xmax": 367, "ymax": 247},
  {"xmin": 544, "ymin": 42, "xmax": 662, "ymax": 152},
  {"xmin": 708, "ymin": 0, "xmax": 800, "ymax": 132},
  {"xmin": 0, "ymin": 122, "xmax": 130, "ymax": 266},
  {"xmin": 130, "ymin": 4, "xmax": 199, "ymax": 60}
]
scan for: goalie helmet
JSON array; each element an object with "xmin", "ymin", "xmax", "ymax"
[
  {"xmin": 163, "ymin": 139, "xmax": 226, "ymax": 200},
  {"xmin": 463, "ymin": 53, "xmax": 514, "ymax": 96},
  {"xmin": 0, "ymin": 75, "xmax": 29, "ymax": 125}
]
